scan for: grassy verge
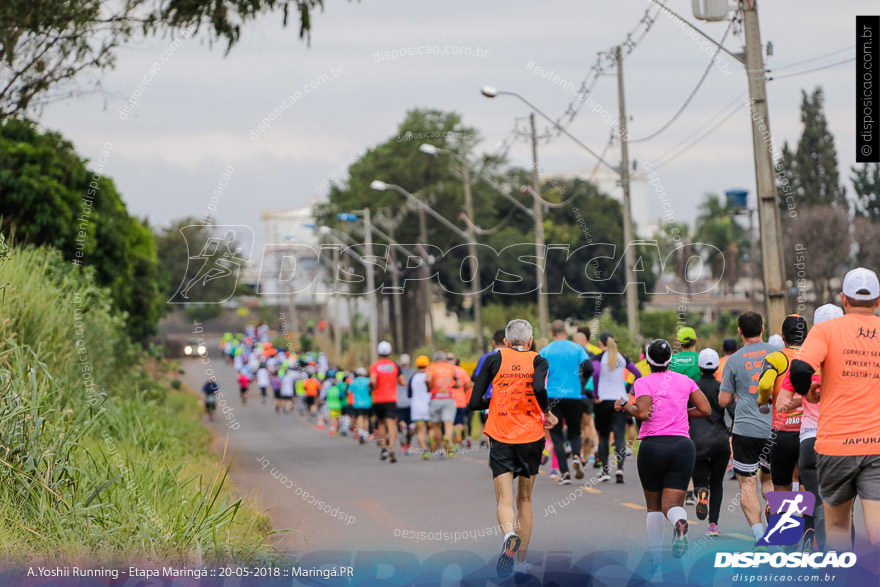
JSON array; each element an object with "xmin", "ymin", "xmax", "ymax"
[{"xmin": 0, "ymin": 238, "xmax": 272, "ymax": 564}]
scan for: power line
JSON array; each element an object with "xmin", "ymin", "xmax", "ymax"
[
  {"xmin": 648, "ymin": 91, "xmax": 748, "ymax": 170},
  {"xmin": 768, "ymin": 45, "xmax": 854, "ymax": 72},
  {"xmin": 547, "ymin": 3, "xmax": 660, "ymax": 140},
  {"xmin": 630, "ymin": 15, "xmax": 735, "ymax": 143},
  {"xmin": 767, "ymin": 57, "xmax": 854, "ymax": 81}
]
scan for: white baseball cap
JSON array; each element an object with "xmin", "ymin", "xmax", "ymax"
[
  {"xmin": 842, "ymin": 267, "xmax": 880, "ymax": 301},
  {"xmin": 767, "ymin": 334, "xmax": 785, "ymax": 350},
  {"xmin": 698, "ymin": 348, "xmax": 719, "ymax": 370},
  {"xmin": 377, "ymin": 340, "xmax": 392, "ymax": 356},
  {"xmin": 813, "ymin": 303, "xmax": 844, "ymax": 324}
]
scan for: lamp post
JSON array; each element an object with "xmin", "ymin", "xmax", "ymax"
[
  {"xmin": 481, "ymin": 85, "xmax": 639, "ymax": 337},
  {"xmin": 419, "ymin": 143, "xmax": 485, "ymax": 353}
]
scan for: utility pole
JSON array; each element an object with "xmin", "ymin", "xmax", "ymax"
[
  {"xmin": 742, "ymin": 1, "xmax": 787, "ymax": 330},
  {"xmin": 530, "ymin": 113, "xmax": 549, "ymax": 341},
  {"xmin": 363, "ymin": 208, "xmax": 379, "ymax": 364},
  {"xmin": 616, "ymin": 45, "xmax": 640, "ymax": 338},
  {"xmin": 331, "ymin": 246, "xmax": 342, "ymax": 362},
  {"xmin": 384, "ymin": 221, "xmax": 405, "ymax": 353},
  {"xmin": 461, "ymin": 162, "xmax": 486, "ymax": 353},
  {"xmin": 419, "ymin": 207, "xmax": 435, "ymax": 346}
]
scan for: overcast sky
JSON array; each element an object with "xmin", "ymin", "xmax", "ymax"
[{"xmin": 39, "ymin": 0, "xmax": 871, "ymax": 247}]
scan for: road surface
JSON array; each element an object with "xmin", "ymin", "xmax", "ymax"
[{"xmin": 180, "ymin": 347, "xmax": 869, "ymax": 585}]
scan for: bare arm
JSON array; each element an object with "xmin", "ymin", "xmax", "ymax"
[
  {"xmin": 688, "ymin": 389, "xmax": 711, "ymax": 418},
  {"xmin": 718, "ymin": 391, "xmax": 734, "ymax": 408}
]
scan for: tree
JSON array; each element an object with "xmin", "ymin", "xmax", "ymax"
[
  {"xmin": 1, "ymin": 0, "xmax": 327, "ymax": 118},
  {"xmin": 154, "ymin": 217, "xmax": 248, "ymax": 305},
  {"xmin": 693, "ymin": 193, "xmax": 750, "ymax": 295},
  {"xmin": 851, "ymin": 162, "xmax": 880, "ymax": 221},
  {"xmin": 776, "ymin": 87, "xmax": 847, "ymax": 211},
  {"xmin": 783, "ymin": 205, "xmax": 850, "ymax": 307},
  {"xmin": 0, "ymin": 117, "xmax": 163, "ymax": 340},
  {"xmin": 853, "ymin": 216, "xmax": 880, "ymax": 271}
]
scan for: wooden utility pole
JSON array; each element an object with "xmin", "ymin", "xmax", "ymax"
[
  {"xmin": 530, "ymin": 113, "xmax": 549, "ymax": 340},
  {"xmin": 616, "ymin": 45, "xmax": 639, "ymax": 337}
]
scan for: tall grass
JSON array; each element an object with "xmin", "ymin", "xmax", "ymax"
[{"xmin": 0, "ymin": 239, "xmax": 271, "ymax": 563}]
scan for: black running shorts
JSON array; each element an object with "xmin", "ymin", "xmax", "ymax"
[
  {"xmin": 731, "ymin": 434, "xmax": 772, "ymax": 476},
  {"xmin": 372, "ymin": 401, "xmax": 398, "ymax": 421},
  {"xmin": 488, "ymin": 437, "xmax": 544, "ymax": 479},
  {"xmin": 637, "ymin": 435, "xmax": 696, "ymax": 492},
  {"xmin": 769, "ymin": 430, "xmax": 800, "ymax": 486}
]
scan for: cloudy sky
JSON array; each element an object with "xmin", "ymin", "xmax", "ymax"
[{"xmin": 39, "ymin": 0, "xmax": 870, "ymax": 247}]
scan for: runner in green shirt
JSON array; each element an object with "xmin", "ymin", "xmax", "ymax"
[{"xmin": 670, "ymin": 327, "xmax": 701, "ymax": 382}]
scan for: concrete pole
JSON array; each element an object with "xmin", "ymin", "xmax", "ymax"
[
  {"xmin": 743, "ymin": 1, "xmax": 787, "ymax": 330},
  {"xmin": 530, "ymin": 113, "xmax": 549, "ymax": 340},
  {"xmin": 616, "ymin": 45, "xmax": 640, "ymax": 338}
]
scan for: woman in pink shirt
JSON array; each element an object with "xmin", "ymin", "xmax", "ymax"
[{"xmin": 616, "ymin": 339, "xmax": 710, "ymax": 563}]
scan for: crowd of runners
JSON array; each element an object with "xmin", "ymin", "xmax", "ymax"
[{"xmin": 198, "ymin": 266, "xmax": 880, "ymax": 580}]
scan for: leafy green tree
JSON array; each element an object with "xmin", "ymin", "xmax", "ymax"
[
  {"xmin": 693, "ymin": 193, "xmax": 750, "ymax": 295},
  {"xmin": 0, "ymin": 117, "xmax": 162, "ymax": 340},
  {"xmin": 851, "ymin": 163, "xmax": 880, "ymax": 221},
  {"xmin": 1, "ymin": 0, "xmax": 328, "ymax": 118},
  {"xmin": 776, "ymin": 87, "xmax": 847, "ymax": 210}
]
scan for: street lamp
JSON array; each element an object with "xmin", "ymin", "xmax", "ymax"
[
  {"xmin": 371, "ymin": 180, "xmax": 485, "ymax": 351},
  {"xmin": 419, "ymin": 143, "xmax": 485, "ymax": 353},
  {"xmin": 481, "ymin": 84, "xmax": 639, "ymax": 338}
]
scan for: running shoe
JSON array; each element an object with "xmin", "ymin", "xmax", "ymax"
[
  {"xmin": 572, "ymin": 460, "xmax": 585, "ymax": 480},
  {"xmin": 388, "ymin": 450, "xmax": 397, "ymax": 463},
  {"xmin": 597, "ymin": 471, "xmax": 611, "ymax": 483},
  {"xmin": 447, "ymin": 447, "xmax": 455, "ymax": 458},
  {"xmin": 380, "ymin": 449, "xmax": 389, "ymax": 461},
  {"xmin": 558, "ymin": 473, "xmax": 571, "ymax": 486},
  {"xmin": 586, "ymin": 454, "xmax": 595, "ymax": 466},
  {"xmin": 685, "ymin": 491, "xmax": 696, "ymax": 506},
  {"xmin": 707, "ymin": 523, "xmax": 721, "ymax": 537},
  {"xmin": 564, "ymin": 442, "xmax": 572, "ymax": 456},
  {"xmin": 496, "ymin": 534, "xmax": 521, "ymax": 578},
  {"xmin": 422, "ymin": 451, "xmax": 430, "ymax": 461},
  {"xmin": 615, "ymin": 469, "xmax": 624, "ymax": 484},
  {"xmin": 625, "ymin": 447, "xmax": 634, "ymax": 457},
  {"xmin": 541, "ymin": 449, "xmax": 550, "ymax": 466},
  {"xmin": 696, "ymin": 487, "xmax": 710, "ymax": 520},
  {"xmin": 359, "ymin": 436, "xmax": 365, "ymax": 445},
  {"xmin": 672, "ymin": 519, "xmax": 689, "ymax": 558},
  {"xmin": 549, "ymin": 469, "xmax": 561, "ymax": 481}
]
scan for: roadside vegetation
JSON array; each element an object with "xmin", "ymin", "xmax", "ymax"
[{"xmin": 0, "ymin": 238, "xmax": 272, "ymax": 563}]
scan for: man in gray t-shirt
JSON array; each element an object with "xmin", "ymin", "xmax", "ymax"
[
  {"xmin": 719, "ymin": 311, "xmax": 776, "ymax": 545},
  {"xmin": 720, "ymin": 342, "xmax": 775, "ymax": 440}
]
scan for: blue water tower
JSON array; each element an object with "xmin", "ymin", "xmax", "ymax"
[{"xmin": 725, "ymin": 188, "xmax": 749, "ymax": 210}]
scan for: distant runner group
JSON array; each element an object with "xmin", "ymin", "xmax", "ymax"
[{"xmin": 198, "ymin": 266, "xmax": 880, "ymax": 580}]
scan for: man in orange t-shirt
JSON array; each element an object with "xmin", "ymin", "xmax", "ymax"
[
  {"xmin": 425, "ymin": 352, "xmax": 459, "ymax": 455},
  {"xmin": 790, "ymin": 267, "xmax": 880, "ymax": 551},
  {"xmin": 447, "ymin": 353, "xmax": 474, "ymax": 444},
  {"xmin": 469, "ymin": 319, "xmax": 556, "ymax": 579}
]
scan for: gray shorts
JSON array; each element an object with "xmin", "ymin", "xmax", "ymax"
[
  {"xmin": 816, "ymin": 452, "xmax": 880, "ymax": 506},
  {"xmin": 429, "ymin": 399, "xmax": 457, "ymax": 423}
]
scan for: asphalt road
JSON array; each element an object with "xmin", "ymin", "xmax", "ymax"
[{"xmin": 180, "ymin": 348, "xmax": 870, "ymax": 585}]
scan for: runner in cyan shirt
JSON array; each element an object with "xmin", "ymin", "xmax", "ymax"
[{"xmin": 616, "ymin": 339, "xmax": 710, "ymax": 565}]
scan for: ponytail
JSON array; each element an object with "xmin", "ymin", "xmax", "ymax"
[{"xmin": 606, "ymin": 337, "xmax": 619, "ymax": 370}]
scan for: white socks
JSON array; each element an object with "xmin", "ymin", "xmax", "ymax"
[
  {"xmin": 751, "ymin": 523, "xmax": 765, "ymax": 542},
  {"xmin": 646, "ymin": 512, "xmax": 665, "ymax": 555},
  {"xmin": 792, "ymin": 482, "xmax": 800, "ymax": 491},
  {"xmin": 666, "ymin": 506, "xmax": 687, "ymax": 525}
]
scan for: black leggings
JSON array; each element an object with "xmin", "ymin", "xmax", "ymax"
[
  {"xmin": 692, "ymin": 445, "xmax": 729, "ymax": 524},
  {"xmin": 798, "ymin": 437, "xmax": 825, "ymax": 549},
  {"xmin": 637, "ymin": 436, "xmax": 696, "ymax": 492},
  {"xmin": 548, "ymin": 398, "xmax": 584, "ymax": 476},
  {"xmin": 595, "ymin": 400, "xmax": 627, "ymax": 472}
]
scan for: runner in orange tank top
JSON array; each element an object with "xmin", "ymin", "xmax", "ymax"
[{"xmin": 469, "ymin": 319, "xmax": 556, "ymax": 579}]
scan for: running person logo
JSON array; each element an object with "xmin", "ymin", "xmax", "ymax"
[
  {"xmin": 758, "ymin": 491, "xmax": 816, "ymax": 546},
  {"xmin": 170, "ymin": 225, "xmax": 253, "ymax": 303}
]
